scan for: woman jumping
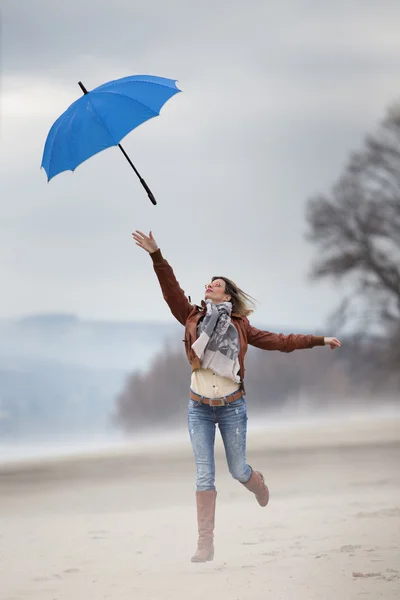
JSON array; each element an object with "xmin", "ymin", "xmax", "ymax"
[{"xmin": 132, "ymin": 230, "xmax": 341, "ymax": 563}]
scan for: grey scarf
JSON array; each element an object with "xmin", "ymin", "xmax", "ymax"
[{"xmin": 191, "ymin": 299, "xmax": 240, "ymax": 383}]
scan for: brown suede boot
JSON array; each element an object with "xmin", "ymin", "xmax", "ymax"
[
  {"xmin": 191, "ymin": 490, "xmax": 217, "ymax": 563},
  {"xmin": 241, "ymin": 468, "xmax": 269, "ymax": 507}
]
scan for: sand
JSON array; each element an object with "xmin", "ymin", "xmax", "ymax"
[{"xmin": 0, "ymin": 414, "xmax": 399, "ymax": 600}]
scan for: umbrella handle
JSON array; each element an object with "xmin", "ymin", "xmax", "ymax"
[
  {"xmin": 117, "ymin": 143, "xmax": 157, "ymax": 205},
  {"xmin": 139, "ymin": 178, "xmax": 157, "ymax": 206}
]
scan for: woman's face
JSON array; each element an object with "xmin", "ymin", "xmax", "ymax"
[{"xmin": 204, "ymin": 278, "xmax": 231, "ymax": 304}]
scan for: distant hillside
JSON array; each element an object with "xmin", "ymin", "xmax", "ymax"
[
  {"xmin": 0, "ymin": 313, "xmax": 180, "ymax": 439},
  {"xmin": 0, "ymin": 313, "xmax": 180, "ymax": 370}
]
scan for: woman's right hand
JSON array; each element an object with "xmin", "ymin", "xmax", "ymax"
[{"xmin": 132, "ymin": 230, "xmax": 159, "ymax": 254}]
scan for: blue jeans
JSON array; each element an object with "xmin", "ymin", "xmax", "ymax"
[{"xmin": 188, "ymin": 395, "xmax": 252, "ymax": 491}]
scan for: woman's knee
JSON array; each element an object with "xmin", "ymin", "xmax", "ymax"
[{"xmin": 229, "ymin": 462, "xmax": 251, "ymax": 483}]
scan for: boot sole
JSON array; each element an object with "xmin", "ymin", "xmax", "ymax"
[{"xmin": 191, "ymin": 552, "xmax": 214, "ymax": 563}]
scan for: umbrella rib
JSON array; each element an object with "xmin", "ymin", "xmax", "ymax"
[
  {"xmin": 79, "ymin": 92, "xmax": 159, "ymax": 151},
  {"xmin": 93, "ymin": 90, "xmax": 160, "ymax": 122},
  {"xmin": 85, "ymin": 95, "xmax": 120, "ymax": 147}
]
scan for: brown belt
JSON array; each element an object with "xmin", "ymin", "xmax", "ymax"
[{"xmin": 190, "ymin": 388, "xmax": 243, "ymax": 406}]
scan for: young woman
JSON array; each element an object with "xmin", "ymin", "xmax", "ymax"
[{"xmin": 132, "ymin": 230, "xmax": 341, "ymax": 563}]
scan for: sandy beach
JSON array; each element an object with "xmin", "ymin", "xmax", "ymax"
[{"xmin": 1, "ymin": 415, "xmax": 399, "ymax": 600}]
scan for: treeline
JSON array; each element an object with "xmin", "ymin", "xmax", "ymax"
[{"xmin": 114, "ymin": 334, "xmax": 397, "ymax": 432}]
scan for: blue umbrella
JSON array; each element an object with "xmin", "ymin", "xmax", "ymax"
[{"xmin": 41, "ymin": 74, "xmax": 181, "ymax": 205}]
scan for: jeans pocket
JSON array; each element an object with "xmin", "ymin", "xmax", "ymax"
[
  {"xmin": 228, "ymin": 397, "xmax": 246, "ymax": 408},
  {"xmin": 226, "ymin": 397, "xmax": 247, "ymax": 419}
]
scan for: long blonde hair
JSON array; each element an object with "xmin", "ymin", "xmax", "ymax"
[{"xmin": 212, "ymin": 276, "xmax": 256, "ymax": 317}]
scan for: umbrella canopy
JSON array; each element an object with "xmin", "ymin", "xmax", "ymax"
[{"xmin": 41, "ymin": 74, "xmax": 181, "ymax": 204}]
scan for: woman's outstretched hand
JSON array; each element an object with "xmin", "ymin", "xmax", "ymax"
[
  {"xmin": 132, "ymin": 230, "xmax": 158, "ymax": 254},
  {"xmin": 324, "ymin": 337, "xmax": 341, "ymax": 350}
]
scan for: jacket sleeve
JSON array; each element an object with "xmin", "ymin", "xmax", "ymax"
[
  {"xmin": 150, "ymin": 248, "xmax": 192, "ymax": 326},
  {"xmin": 245, "ymin": 319, "xmax": 325, "ymax": 352}
]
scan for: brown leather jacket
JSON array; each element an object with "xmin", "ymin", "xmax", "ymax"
[{"xmin": 150, "ymin": 249, "xmax": 325, "ymax": 391}]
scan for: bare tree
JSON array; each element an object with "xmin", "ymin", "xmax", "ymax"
[{"xmin": 306, "ymin": 103, "xmax": 400, "ymax": 343}]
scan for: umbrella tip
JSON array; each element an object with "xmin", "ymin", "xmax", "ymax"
[{"xmin": 78, "ymin": 81, "xmax": 89, "ymax": 94}]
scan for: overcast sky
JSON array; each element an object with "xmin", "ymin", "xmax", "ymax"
[{"xmin": 2, "ymin": 0, "xmax": 400, "ymax": 330}]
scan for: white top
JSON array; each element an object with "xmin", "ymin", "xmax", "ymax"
[{"xmin": 190, "ymin": 367, "xmax": 240, "ymax": 399}]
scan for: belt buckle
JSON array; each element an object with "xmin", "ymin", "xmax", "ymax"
[{"xmin": 210, "ymin": 396, "xmax": 226, "ymax": 407}]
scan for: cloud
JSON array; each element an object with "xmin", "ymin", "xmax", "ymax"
[{"xmin": 1, "ymin": 0, "xmax": 400, "ymax": 329}]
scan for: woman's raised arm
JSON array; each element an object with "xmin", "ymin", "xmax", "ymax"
[{"xmin": 132, "ymin": 230, "xmax": 192, "ymax": 326}]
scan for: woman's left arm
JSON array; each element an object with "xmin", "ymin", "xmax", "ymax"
[{"xmin": 245, "ymin": 320, "xmax": 341, "ymax": 353}]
